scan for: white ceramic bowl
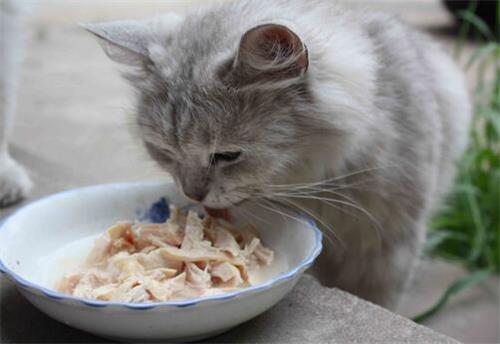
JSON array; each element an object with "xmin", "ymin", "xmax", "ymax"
[{"xmin": 0, "ymin": 182, "xmax": 322, "ymax": 342}]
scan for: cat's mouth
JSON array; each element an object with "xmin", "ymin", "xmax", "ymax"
[
  {"xmin": 204, "ymin": 198, "xmax": 249, "ymax": 222},
  {"xmin": 204, "ymin": 207, "xmax": 231, "ymax": 221}
]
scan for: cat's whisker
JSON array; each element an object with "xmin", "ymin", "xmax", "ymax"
[
  {"xmin": 263, "ymin": 179, "xmax": 374, "ymax": 197},
  {"xmin": 260, "ymin": 195, "xmax": 341, "ymax": 250},
  {"xmin": 274, "ymin": 186, "xmax": 366, "ymax": 213},
  {"xmin": 265, "ymin": 189, "xmax": 360, "ymax": 219},
  {"xmin": 205, "ymin": 134, "xmax": 218, "ymax": 181},
  {"xmin": 262, "ymin": 165, "xmax": 387, "ymax": 190},
  {"xmin": 220, "ymin": 182, "xmax": 380, "ymax": 249},
  {"xmin": 230, "ymin": 204, "xmax": 254, "ymax": 225},
  {"xmin": 253, "ymin": 199, "xmax": 305, "ymax": 230},
  {"xmin": 266, "ymin": 192, "xmax": 384, "ymax": 249},
  {"xmin": 267, "ymin": 198, "xmax": 339, "ymax": 251},
  {"xmin": 252, "ymin": 198, "xmax": 338, "ymax": 249},
  {"xmin": 268, "ymin": 191, "xmax": 376, "ymax": 224},
  {"xmin": 233, "ymin": 203, "xmax": 276, "ymax": 228}
]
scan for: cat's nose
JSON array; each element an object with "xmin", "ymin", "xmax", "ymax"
[
  {"xmin": 180, "ymin": 173, "xmax": 210, "ymax": 203},
  {"xmin": 183, "ymin": 187, "xmax": 208, "ymax": 203}
]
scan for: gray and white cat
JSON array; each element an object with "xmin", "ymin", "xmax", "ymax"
[
  {"xmin": 0, "ymin": 0, "xmax": 32, "ymax": 207},
  {"xmin": 85, "ymin": 0, "xmax": 471, "ymax": 309}
]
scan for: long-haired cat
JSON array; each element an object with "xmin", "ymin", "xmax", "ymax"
[{"xmin": 84, "ymin": 0, "xmax": 471, "ymax": 309}]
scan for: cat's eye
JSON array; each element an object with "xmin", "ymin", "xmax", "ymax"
[{"xmin": 212, "ymin": 151, "xmax": 242, "ymax": 164}]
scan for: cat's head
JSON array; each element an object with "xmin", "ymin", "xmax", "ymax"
[{"xmin": 84, "ymin": 15, "xmax": 332, "ymax": 209}]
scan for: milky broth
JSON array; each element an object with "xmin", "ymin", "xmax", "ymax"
[{"xmin": 31, "ymin": 228, "xmax": 288, "ymax": 295}]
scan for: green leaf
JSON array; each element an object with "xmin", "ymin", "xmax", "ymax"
[
  {"xmin": 458, "ymin": 10, "xmax": 494, "ymax": 41},
  {"xmin": 464, "ymin": 178, "xmax": 487, "ymax": 264},
  {"xmin": 453, "ymin": 183, "xmax": 479, "ymax": 195},
  {"xmin": 413, "ymin": 270, "xmax": 492, "ymax": 323},
  {"xmin": 454, "ymin": 1, "xmax": 479, "ymax": 57},
  {"xmin": 479, "ymin": 108, "xmax": 500, "ymax": 139},
  {"xmin": 466, "ymin": 43, "xmax": 498, "ymax": 70},
  {"xmin": 424, "ymin": 1, "xmax": 500, "ymax": 319},
  {"xmin": 424, "ymin": 231, "xmax": 466, "ymax": 253}
]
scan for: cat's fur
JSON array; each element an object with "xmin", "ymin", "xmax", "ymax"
[
  {"xmin": 0, "ymin": 0, "xmax": 32, "ymax": 207},
  {"xmin": 85, "ymin": 0, "xmax": 471, "ymax": 308}
]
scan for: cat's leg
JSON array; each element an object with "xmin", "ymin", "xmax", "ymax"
[
  {"xmin": 0, "ymin": 154, "xmax": 32, "ymax": 207},
  {"xmin": 339, "ymin": 238, "xmax": 422, "ymax": 309},
  {"xmin": 314, "ymin": 240, "xmax": 421, "ymax": 309},
  {"xmin": 0, "ymin": 0, "xmax": 32, "ymax": 207},
  {"xmin": 310, "ymin": 210, "xmax": 425, "ymax": 309}
]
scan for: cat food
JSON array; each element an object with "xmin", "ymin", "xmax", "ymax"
[{"xmin": 58, "ymin": 207, "xmax": 273, "ymax": 303}]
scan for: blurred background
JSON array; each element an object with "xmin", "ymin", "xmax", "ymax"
[{"xmin": 1, "ymin": 0, "xmax": 498, "ymax": 343}]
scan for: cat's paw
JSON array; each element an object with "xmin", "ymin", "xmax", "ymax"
[{"xmin": 0, "ymin": 156, "xmax": 32, "ymax": 207}]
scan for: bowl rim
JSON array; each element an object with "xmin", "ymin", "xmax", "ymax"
[{"xmin": 0, "ymin": 182, "xmax": 323, "ymax": 310}]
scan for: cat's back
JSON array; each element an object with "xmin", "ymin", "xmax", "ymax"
[
  {"xmin": 185, "ymin": 0, "xmax": 360, "ymax": 43},
  {"xmin": 359, "ymin": 11, "xmax": 471, "ymax": 205},
  {"xmin": 364, "ymin": 12, "xmax": 470, "ymax": 152}
]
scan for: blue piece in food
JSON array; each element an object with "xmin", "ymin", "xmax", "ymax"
[{"xmin": 146, "ymin": 197, "xmax": 170, "ymax": 223}]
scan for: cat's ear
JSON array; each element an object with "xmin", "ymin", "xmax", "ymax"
[
  {"xmin": 82, "ymin": 20, "xmax": 153, "ymax": 66},
  {"xmin": 81, "ymin": 14, "xmax": 184, "ymax": 67},
  {"xmin": 234, "ymin": 23, "xmax": 309, "ymax": 85}
]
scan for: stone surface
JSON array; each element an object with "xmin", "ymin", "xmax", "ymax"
[
  {"xmin": 0, "ymin": 0, "xmax": 498, "ymax": 343},
  {"xmin": 1, "ymin": 275, "xmax": 456, "ymax": 343},
  {"xmin": 400, "ymin": 259, "xmax": 500, "ymax": 344}
]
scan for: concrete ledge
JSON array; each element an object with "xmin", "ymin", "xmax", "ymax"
[
  {"xmin": 1, "ymin": 274, "xmax": 456, "ymax": 343},
  {"xmin": 211, "ymin": 274, "xmax": 457, "ymax": 343}
]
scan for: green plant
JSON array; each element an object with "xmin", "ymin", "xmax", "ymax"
[{"xmin": 414, "ymin": 1, "xmax": 500, "ymax": 323}]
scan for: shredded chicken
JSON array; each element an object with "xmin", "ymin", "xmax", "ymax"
[
  {"xmin": 58, "ymin": 207, "xmax": 273, "ymax": 302},
  {"xmin": 212, "ymin": 262, "xmax": 243, "ymax": 287}
]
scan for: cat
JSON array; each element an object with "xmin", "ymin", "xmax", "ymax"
[
  {"xmin": 84, "ymin": 0, "xmax": 471, "ymax": 309},
  {"xmin": 0, "ymin": 0, "xmax": 32, "ymax": 207}
]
